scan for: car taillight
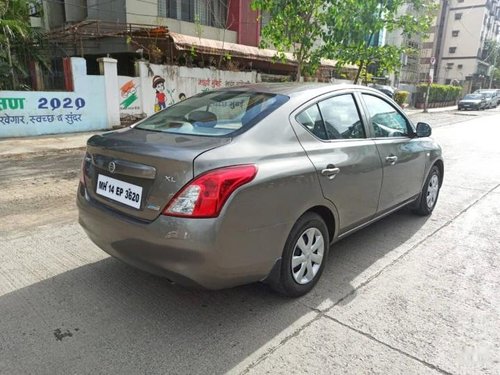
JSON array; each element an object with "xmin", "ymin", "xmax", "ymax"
[
  {"xmin": 163, "ymin": 165, "xmax": 257, "ymax": 218},
  {"xmin": 79, "ymin": 153, "xmax": 90, "ymax": 186}
]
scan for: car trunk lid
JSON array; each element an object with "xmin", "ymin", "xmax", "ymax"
[{"xmin": 83, "ymin": 128, "xmax": 231, "ymax": 221}]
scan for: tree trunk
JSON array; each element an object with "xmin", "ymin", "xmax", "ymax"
[
  {"xmin": 296, "ymin": 62, "xmax": 302, "ymax": 82},
  {"xmin": 354, "ymin": 60, "xmax": 364, "ymax": 84},
  {"xmin": 5, "ymin": 33, "xmax": 16, "ymax": 89}
]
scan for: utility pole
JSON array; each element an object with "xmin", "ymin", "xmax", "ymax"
[
  {"xmin": 423, "ymin": 56, "xmax": 435, "ymax": 113},
  {"xmin": 489, "ymin": 43, "xmax": 497, "ymax": 89}
]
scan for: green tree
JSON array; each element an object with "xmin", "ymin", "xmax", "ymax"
[
  {"xmin": 0, "ymin": 0, "xmax": 47, "ymax": 90},
  {"xmin": 253, "ymin": 0, "xmax": 436, "ymax": 83},
  {"xmin": 251, "ymin": 0, "xmax": 325, "ymax": 82},
  {"xmin": 324, "ymin": 0, "xmax": 437, "ymax": 84},
  {"xmin": 483, "ymin": 40, "xmax": 500, "ymax": 88}
]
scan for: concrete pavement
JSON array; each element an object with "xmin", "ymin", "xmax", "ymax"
[
  {"xmin": 0, "ymin": 130, "xmax": 97, "ymax": 158},
  {"xmin": 0, "ymin": 107, "xmax": 499, "ymax": 374}
]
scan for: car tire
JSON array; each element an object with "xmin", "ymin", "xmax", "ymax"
[
  {"xmin": 412, "ymin": 165, "xmax": 441, "ymax": 216},
  {"xmin": 271, "ymin": 212, "xmax": 329, "ymax": 297}
]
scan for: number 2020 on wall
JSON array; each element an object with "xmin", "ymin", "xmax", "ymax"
[{"xmin": 38, "ymin": 97, "xmax": 86, "ymax": 111}]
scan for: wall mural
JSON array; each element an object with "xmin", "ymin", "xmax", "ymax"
[
  {"xmin": 118, "ymin": 64, "xmax": 257, "ymax": 118},
  {"xmin": 120, "ymin": 80, "xmax": 139, "ymax": 110}
]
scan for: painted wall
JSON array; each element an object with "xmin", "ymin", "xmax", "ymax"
[
  {"xmin": 119, "ymin": 62, "xmax": 257, "ymax": 118},
  {"xmin": 0, "ymin": 58, "xmax": 109, "ymax": 138},
  {"xmin": 118, "ymin": 76, "xmax": 143, "ymax": 116}
]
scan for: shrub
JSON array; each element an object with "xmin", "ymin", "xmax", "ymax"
[
  {"xmin": 394, "ymin": 91, "xmax": 409, "ymax": 106},
  {"xmin": 416, "ymin": 84, "xmax": 462, "ymax": 104}
]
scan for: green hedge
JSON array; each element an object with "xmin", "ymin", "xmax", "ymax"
[{"xmin": 416, "ymin": 84, "xmax": 462, "ymax": 104}]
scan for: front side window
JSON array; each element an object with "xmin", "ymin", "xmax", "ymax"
[
  {"xmin": 136, "ymin": 91, "xmax": 288, "ymax": 137},
  {"xmin": 362, "ymin": 94, "xmax": 411, "ymax": 138},
  {"xmin": 317, "ymin": 94, "xmax": 365, "ymax": 139}
]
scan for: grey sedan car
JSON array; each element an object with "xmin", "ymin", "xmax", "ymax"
[
  {"xmin": 77, "ymin": 83, "xmax": 443, "ymax": 297},
  {"xmin": 457, "ymin": 93, "xmax": 487, "ymax": 110}
]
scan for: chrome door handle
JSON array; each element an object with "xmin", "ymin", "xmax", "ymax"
[
  {"xmin": 321, "ymin": 166, "xmax": 340, "ymax": 179},
  {"xmin": 385, "ymin": 155, "xmax": 398, "ymax": 165}
]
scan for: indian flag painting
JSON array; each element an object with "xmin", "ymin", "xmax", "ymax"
[{"xmin": 120, "ymin": 80, "xmax": 139, "ymax": 109}]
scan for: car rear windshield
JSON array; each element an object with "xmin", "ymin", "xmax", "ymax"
[
  {"xmin": 135, "ymin": 90, "xmax": 289, "ymax": 137},
  {"xmin": 464, "ymin": 94, "xmax": 481, "ymax": 99}
]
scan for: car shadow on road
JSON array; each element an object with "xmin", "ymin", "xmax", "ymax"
[
  {"xmin": 302, "ymin": 207, "xmax": 432, "ymax": 310},
  {"xmin": 0, "ymin": 208, "xmax": 430, "ymax": 374}
]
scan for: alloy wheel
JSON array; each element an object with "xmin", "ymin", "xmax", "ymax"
[
  {"xmin": 291, "ymin": 227, "xmax": 324, "ymax": 284},
  {"xmin": 426, "ymin": 173, "xmax": 439, "ymax": 209}
]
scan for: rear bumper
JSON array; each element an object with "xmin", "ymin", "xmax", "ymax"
[{"xmin": 77, "ymin": 184, "xmax": 280, "ymax": 289}]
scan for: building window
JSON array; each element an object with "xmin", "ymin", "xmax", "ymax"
[
  {"xmin": 28, "ymin": 0, "xmax": 42, "ymax": 16},
  {"xmin": 457, "ymin": 0, "xmax": 464, "ymax": 2},
  {"xmin": 452, "ymin": 30, "xmax": 459, "ymax": 37},
  {"xmin": 455, "ymin": 13, "xmax": 462, "ymax": 20},
  {"xmin": 449, "ymin": 47, "xmax": 457, "ymax": 53},
  {"xmin": 407, "ymin": 40, "xmax": 419, "ymax": 49},
  {"xmin": 159, "ymin": 0, "xmax": 228, "ymax": 27},
  {"xmin": 457, "ymin": 64, "xmax": 463, "ymax": 69}
]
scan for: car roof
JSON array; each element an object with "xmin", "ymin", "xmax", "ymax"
[{"xmin": 220, "ymin": 82, "xmax": 378, "ymax": 97}]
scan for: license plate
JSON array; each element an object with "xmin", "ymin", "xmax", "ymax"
[{"xmin": 96, "ymin": 174, "xmax": 143, "ymax": 209}]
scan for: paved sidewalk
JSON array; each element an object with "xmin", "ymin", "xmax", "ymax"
[
  {"xmin": 403, "ymin": 104, "xmax": 457, "ymax": 116},
  {"xmin": 0, "ymin": 105, "xmax": 457, "ymax": 157}
]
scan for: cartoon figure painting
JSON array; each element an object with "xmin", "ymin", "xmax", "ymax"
[{"xmin": 152, "ymin": 75, "xmax": 166, "ymax": 112}]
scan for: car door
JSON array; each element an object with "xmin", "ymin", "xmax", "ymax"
[
  {"xmin": 359, "ymin": 93, "xmax": 427, "ymax": 213},
  {"xmin": 292, "ymin": 92, "xmax": 383, "ymax": 233}
]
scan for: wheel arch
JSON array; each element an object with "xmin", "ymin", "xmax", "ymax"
[
  {"xmin": 263, "ymin": 204, "xmax": 337, "ymax": 288},
  {"xmin": 433, "ymin": 159, "xmax": 444, "ymax": 187},
  {"xmin": 305, "ymin": 205, "xmax": 336, "ymax": 244}
]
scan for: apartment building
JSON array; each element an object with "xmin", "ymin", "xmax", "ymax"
[
  {"xmin": 384, "ymin": 3, "xmax": 424, "ymax": 86},
  {"xmin": 434, "ymin": 0, "xmax": 500, "ymax": 88},
  {"xmin": 40, "ymin": 0, "xmax": 260, "ymax": 45},
  {"xmin": 37, "ymin": 0, "xmax": 261, "ymax": 69}
]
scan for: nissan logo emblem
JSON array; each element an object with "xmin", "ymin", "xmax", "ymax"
[{"xmin": 108, "ymin": 161, "xmax": 116, "ymax": 173}]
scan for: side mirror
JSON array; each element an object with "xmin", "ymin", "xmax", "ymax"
[{"xmin": 416, "ymin": 122, "xmax": 432, "ymax": 137}]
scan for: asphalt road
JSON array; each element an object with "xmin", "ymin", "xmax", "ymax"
[{"xmin": 1, "ymin": 108, "xmax": 499, "ymax": 374}]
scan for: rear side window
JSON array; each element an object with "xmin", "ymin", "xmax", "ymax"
[
  {"xmin": 136, "ymin": 91, "xmax": 289, "ymax": 137},
  {"xmin": 296, "ymin": 105, "xmax": 327, "ymax": 140},
  {"xmin": 296, "ymin": 94, "xmax": 365, "ymax": 140},
  {"xmin": 317, "ymin": 94, "xmax": 365, "ymax": 139}
]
